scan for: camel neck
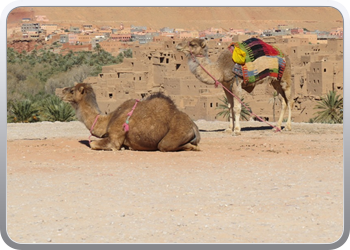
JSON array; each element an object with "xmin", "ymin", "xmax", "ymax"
[
  {"xmin": 188, "ymin": 55, "xmax": 222, "ymax": 85},
  {"xmin": 76, "ymin": 104, "xmax": 108, "ymax": 138},
  {"xmin": 189, "ymin": 54, "xmax": 208, "ymax": 64}
]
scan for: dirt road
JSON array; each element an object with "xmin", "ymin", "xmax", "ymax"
[{"xmin": 6, "ymin": 120, "xmax": 344, "ymax": 244}]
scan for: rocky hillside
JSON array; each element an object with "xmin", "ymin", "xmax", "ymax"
[{"xmin": 7, "ymin": 7, "xmax": 343, "ymax": 31}]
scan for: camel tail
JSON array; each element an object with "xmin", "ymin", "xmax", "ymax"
[{"xmin": 190, "ymin": 124, "xmax": 201, "ymax": 145}]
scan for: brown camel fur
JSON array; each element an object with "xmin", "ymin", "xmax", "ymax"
[
  {"xmin": 59, "ymin": 83, "xmax": 200, "ymax": 151},
  {"xmin": 176, "ymin": 38, "xmax": 293, "ymax": 135}
]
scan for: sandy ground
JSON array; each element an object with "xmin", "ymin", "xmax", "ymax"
[{"xmin": 6, "ymin": 120, "xmax": 344, "ymax": 244}]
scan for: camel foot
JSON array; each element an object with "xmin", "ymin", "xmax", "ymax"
[
  {"xmin": 178, "ymin": 143, "xmax": 201, "ymax": 151},
  {"xmin": 224, "ymin": 128, "xmax": 233, "ymax": 134},
  {"xmin": 90, "ymin": 140, "xmax": 117, "ymax": 151},
  {"xmin": 187, "ymin": 145, "xmax": 201, "ymax": 151},
  {"xmin": 284, "ymin": 123, "xmax": 292, "ymax": 131},
  {"xmin": 232, "ymin": 130, "xmax": 241, "ymax": 136},
  {"xmin": 272, "ymin": 126, "xmax": 282, "ymax": 132}
]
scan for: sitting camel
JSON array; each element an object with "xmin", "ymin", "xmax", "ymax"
[
  {"xmin": 59, "ymin": 83, "xmax": 200, "ymax": 151},
  {"xmin": 176, "ymin": 38, "xmax": 292, "ymax": 135}
]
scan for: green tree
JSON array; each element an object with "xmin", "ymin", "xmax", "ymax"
[
  {"xmin": 7, "ymin": 46, "xmax": 125, "ymax": 118},
  {"xmin": 216, "ymin": 95, "xmax": 251, "ymax": 121},
  {"xmin": 94, "ymin": 43, "xmax": 102, "ymax": 55},
  {"xmin": 312, "ymin": 90, "xmax": 343, "ymax": 124},
  {"xmin": 123, "ymin": 49, "xmax": 133, "ymax": 58},
  {"xmin": 8, "ymin": 99, "xmax": 40, "ymax": 123},
  {"xmin": 42, "ymin": 95, "xmax": 75, "ymax": 122}
]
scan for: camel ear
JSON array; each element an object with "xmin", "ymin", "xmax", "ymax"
[
  {"xmin": 200, "ymin": 40, "xmax": 207, "ymax": 48},
  {"xmin": 78, "ymin": 86, "xmax": 85, "ymax": 94}
]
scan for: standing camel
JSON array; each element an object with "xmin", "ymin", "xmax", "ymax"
[{"xmin": 176, "ymin": 38, "xmax": 292, "ymax": 135}]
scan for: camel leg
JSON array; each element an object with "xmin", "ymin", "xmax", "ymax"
[
  {"xmin": 158, "ymin": 126, "xmax": 200, "ymax": 152},
  {"xmin": 273, "ymin": 81, "xmax": 292, "ymax": 131},
  {"xmin": 277, "ymin": 57, "xmax": 292, "ymax": 131},
  {"xmin": 233, "ymin": 98, "xmax": 242, "ymax": 136},
  {"xmin": 177, "ymin": 143, "xmax": 200, "ymax": 152},
  {"xmin": 282, "ymin": 82, "xmax": 292, "ymax": 131},
  {"xmin": 90, "ymin": 138, "xmax": 114, "ymax": 151},
  {"xmin": 276, "ymin": 96, "xmax": 287, "ymax": 131},
  {"xmin": 90, "ymin": 135, "xmax": 124, "ymax": 151},
  {"xmin": 231, "ymin": 82, "xmax": 242, "ymax": 136},
  {"xmin": 223, "ymin": 88, "xmax": 234, "ymax": 133}
]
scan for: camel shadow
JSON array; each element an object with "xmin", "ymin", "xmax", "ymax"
[
  {"xmin": 199, "ymin": 125, "xmax": 283, "ymax": 133},
  {"xmin": 79, "ymin": 140, "xmax": 91, "ymax": 148},
  {"xmin": 241, "ymin": 126, "xmax": 281, "ymax": 131},
  {"xmin": 199, "ymin": 129, "xmax": 226, "ymax": 132}
]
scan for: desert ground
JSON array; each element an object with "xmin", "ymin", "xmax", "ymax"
[{"xmin": 6, "ymin": 120, "xmax": 344, "ymax": 244}]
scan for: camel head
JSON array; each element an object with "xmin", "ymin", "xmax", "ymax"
[
  {"xmin": 176, "ymin": 38, "xmax": 208, "ymax": 57},
  {"xmin": 60, "ymin": 83, "xmax": 96, "ymax": 109}
]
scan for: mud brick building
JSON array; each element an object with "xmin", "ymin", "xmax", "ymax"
[{"xmin": 77, "ymin": 37, "xmax": 344, "ymax": 122}]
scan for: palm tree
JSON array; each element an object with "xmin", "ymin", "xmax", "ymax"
[
  {"xmin": 94, "ymin": 43, "xmax": 102, "ymax": 55},
  {"xmin": 8, "ymin": 99, "xmax": 40, "ymax": 123},
  {"xmin": 313, "ymin": 90, "xmax": 343, "ymax": 124},
  {"xmin": 216, "ymin": 95, "xmax": 251, "ymax": 121},
  {"xmin": 42, "ymin": 95, "xmax": 75, "ymax": 122}
]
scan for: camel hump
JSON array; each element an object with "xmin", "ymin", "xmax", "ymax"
[
  {"xmin": 144, "ymin": 92, "xmax": 176, "ymax": 106},
  {"xmin": 235, "ymin": 38, "xmax": 285, "ymax": 63}
]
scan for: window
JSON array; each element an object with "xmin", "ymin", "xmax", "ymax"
[
  {"xmin": 324, "ymin": 68, "xmax": 327, "ymax": 72},
  {"xmin": 109, "ymin": 93, "xmax": 113, "ymax": 98}
]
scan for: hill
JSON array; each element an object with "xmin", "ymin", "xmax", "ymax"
[{"xmin": 7, "ymin": 7, "xmax": 343, "ymax": 31}]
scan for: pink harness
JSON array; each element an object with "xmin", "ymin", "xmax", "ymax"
[
  {"xmin": 123, "ymin": 99, "xmax": 140, "ymax": 132},
  {"xmin": 88, "ymin": 99, "xmax": 139, "ymax": 145}
]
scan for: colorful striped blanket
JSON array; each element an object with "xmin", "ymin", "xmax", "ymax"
[{"xmin": 231, "ymin": 38, "xmax": 286, "ymax": 85}]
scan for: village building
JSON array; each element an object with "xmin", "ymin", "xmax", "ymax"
[
  {"xmin": 21, "ymin": 23, "xmax": 40, "ymax": 33},
  {"xmin": 40, "ymin": 24, "xmax": 58, "ymax": 34},
  {"xmin": 110, "ymin": 33, "xmax": 131, "ymax": 42},
  {"xmin": 8, "ymin": 20, "xmax": 344, "ymax": 123},
  {"xmin": 80, "ymin": 35, "xmax": 343, "ymax": 123}
]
